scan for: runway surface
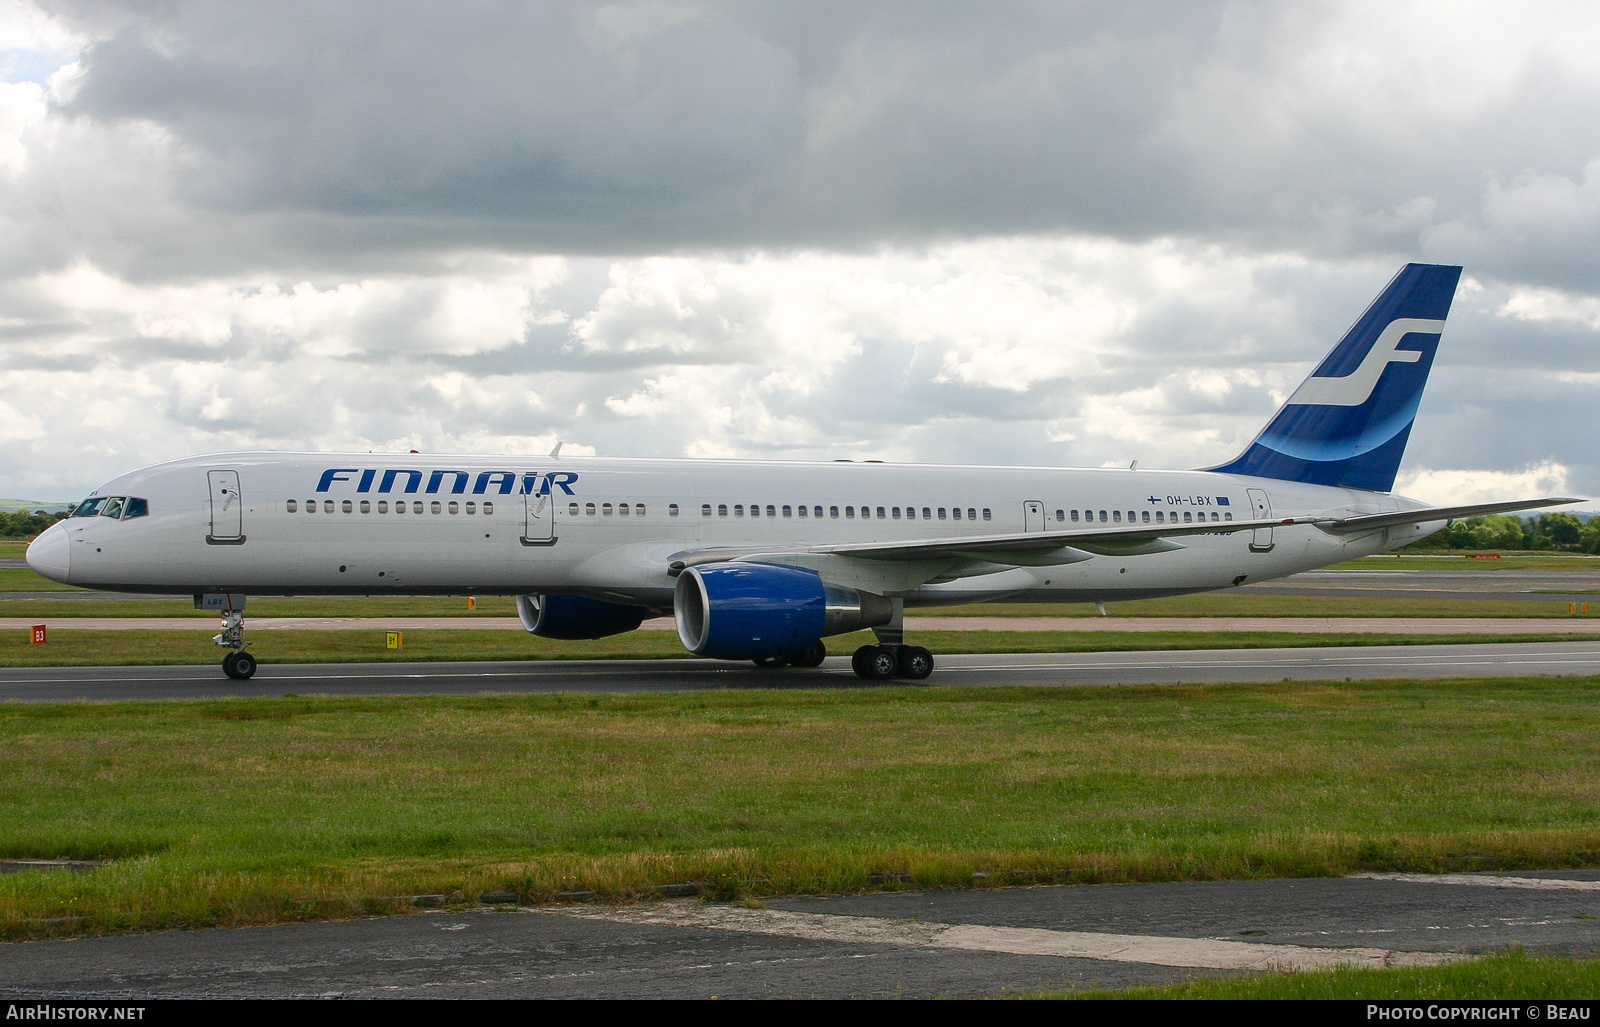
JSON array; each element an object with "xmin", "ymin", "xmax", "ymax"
[
  {"xmin": 2, "ymin": 615, "xmax": 1597, "ymax": 633},
  {"xmin": 2, "ymin": 640, "xmax": 1597, "ymax": 702},
  {"xmin": 4, "ymin": 872, "xmax": 1597, "ymax": 998}
]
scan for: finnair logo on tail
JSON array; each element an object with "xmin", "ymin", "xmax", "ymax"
[{"xmin": 1287, "ymin": 318, "xmax": 1444, "ymax": 407}]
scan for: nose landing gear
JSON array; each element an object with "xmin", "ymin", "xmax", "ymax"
[{"xmin": 214, "ymin": 609, "xmax": 258, "ymax": 680}]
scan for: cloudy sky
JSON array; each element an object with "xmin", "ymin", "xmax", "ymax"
[{"xmin": 1, "ymin": 0, "xmax": 1597, "ymax": 506}]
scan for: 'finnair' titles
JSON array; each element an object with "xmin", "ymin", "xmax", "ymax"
[{"xmin": 27, "ymin": 264, "xmax": 1581, "ymax": 681}]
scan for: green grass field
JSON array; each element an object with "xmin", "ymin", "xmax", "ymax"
[
  {"xmin": 4, "ymin": 676, "xmax": 1600, "ymax": 939},
  {"xmin": 1060, "ymin": 950, "xmax": 1600, "ymax": 1000},
  {"xmin": 0, "ymin": 627, "xmax": 1595, "ymax": 667}
]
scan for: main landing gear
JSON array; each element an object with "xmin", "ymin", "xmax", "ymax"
[
  {"xmin": 214, "ymin": 609, "xmax": 258, "ymax": 680},
  {"xmin": 851, "ymin": 596, "xmax": 933, "ymax": 681},
  {"xmin": 850, "ymin": 643, "xmax": 933, "ymax": 681}
]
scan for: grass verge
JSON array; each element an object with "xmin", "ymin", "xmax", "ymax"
[
  {"xmin": 1057, "ymin": 950, "xmax": 1600, "ymax": 999},
  {"xmin": 4, "ymin": 677, "xmax": 1600, "ymax": 939},
  {"xmin": 0, "ymin": 628, "xmax": 1596, "ymax": 666}
]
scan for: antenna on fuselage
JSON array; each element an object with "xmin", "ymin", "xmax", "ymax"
[{"xmin": 549, "ymin": 441, "xmax": 563, "ymax": 459}]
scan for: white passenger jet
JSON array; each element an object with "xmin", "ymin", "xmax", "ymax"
[{"xmin": 27, "ymin": 263, "xmax": 1580, "ymax": 681}]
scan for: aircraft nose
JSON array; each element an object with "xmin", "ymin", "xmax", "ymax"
[{"xmin": 26, "ymin": 522, "xmax": 69, "ymax": 583}]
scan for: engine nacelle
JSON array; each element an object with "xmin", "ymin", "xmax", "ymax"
[
  {"xmin": 517, "ymin": 594, "xmax": 646, "ymax": 640},
  {"xmin": 674, "ymin": 562, "xmax": 893, "ymax": 660}
]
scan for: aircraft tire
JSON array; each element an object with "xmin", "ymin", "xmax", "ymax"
[
  {"xmin": 897, "ymin": 646, "xmax": 934, "ymax": 680},
  {"xmin": 851, "ymin": 645, "xmax": 877, "ymax": 679},
  {"xmin": 866, "ymin": 645, "xmax": 899, "ymax": 681},
  {"xmin": 223, "ymin": 651, "xmax": 257, "ymax": 680},
  {"xmin": 788, "ymin": 641, "xmax": 827, "ymax": 668}
]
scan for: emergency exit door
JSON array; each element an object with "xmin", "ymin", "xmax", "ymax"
[
  {"xmin": 522, "ymin": 489, "xmax": 557, "ymax": 546},
  {"xmin": 1024, "ymin": 501, "xmax": 1046, "ymax": 531}
]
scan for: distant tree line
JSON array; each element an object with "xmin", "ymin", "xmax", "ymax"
[
  {"xmin": 1404, "ymin": 512, "xmax": 1600, "ymax": 553},
  {"xmin": 0, "ymin": 510, "xmax": 65, "ymax": 538}
]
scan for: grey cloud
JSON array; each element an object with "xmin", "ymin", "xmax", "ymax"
[{"xmin": 29, "ymin": 0, "xmax": 1600, "ymax": 288}]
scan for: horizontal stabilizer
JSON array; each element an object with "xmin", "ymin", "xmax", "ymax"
[{"xmin": 1313, "ymin": 497, "xmax": 1584, "ymax": 535}]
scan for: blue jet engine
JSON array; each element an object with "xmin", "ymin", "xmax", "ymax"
[
  {"xmin": 673, "ymin": 562, "xmax": 893, "ymax": 660},
  {"xmin": 517, "ymin": 594, "xmax": 646, "ymax": 640}
]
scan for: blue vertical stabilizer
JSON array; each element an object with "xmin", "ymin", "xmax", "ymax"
[{"xmin": 1208, "ymin": 263, "xmax": 1462, "ymax": 492}]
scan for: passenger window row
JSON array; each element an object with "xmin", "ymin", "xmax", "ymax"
[
  {"xmin": 1053, "ymin": 508, "xmax": 1231, "ymax": 525},
  {"xmin": 697, "ymin": 504, "xmax": 991, "ymax": 521},
  {"xmin": 288, "ymin": 499, "xmax": 494, "ymax": 516}
]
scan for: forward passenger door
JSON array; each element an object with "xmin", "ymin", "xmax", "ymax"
[
  {"xmin": 523, "ymin": 489, "xmax": 556, "ymax": 546},
  {"xmin": 207, "ymin": 470, "xmax": 244, "ymax": 544}
]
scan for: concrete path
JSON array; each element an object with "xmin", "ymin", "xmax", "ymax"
[{"xmin": 3, "ymin": 873, "xmax": 1596, "ymax": 998}]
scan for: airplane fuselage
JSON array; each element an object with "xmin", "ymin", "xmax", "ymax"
[{"xmin": 32, "ymin": 452, "xmax": 1434, "ymax": 609}]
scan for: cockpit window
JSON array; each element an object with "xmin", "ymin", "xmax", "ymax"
[{"xmin": 73, "ymin": 496, "xmax": 148, "ymax": 520}]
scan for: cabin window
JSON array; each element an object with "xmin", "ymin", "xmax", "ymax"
[
  {"xmin": 952, "ymin": 507, "xmax": 961, "ymax": 520},
  {"xmin": 465, "ymin": 502, "xmax": 476, "ymax": 514},
  {"xmin": 125, "ymin": 497, "xmax": 148, "ymax": 519},
  {"xmin": 617, "ymin": 503, "xmax": 627, "ymax": 516},
  {"xmin": 303, "ymin": 499, "xmax": 316, "ymax": 513},
  {"xmin": 569, "ymin": 502, "xmax": 579, "ymax": 515},
  {"xmin": 286, "ymin": 499, "xmax": 298, "ymax": 513},
  {"xmin": 448, "ymin": 502, "xmax": 459, "ymax": 514},
  {"xmin": 1183, "ymin": 511, "xmax": 1192, "ymax": 523},
  {"xmin": 701, "ymin": 504, "xmax": 711, "ymax": 517},
  {"xmin": 1111, "ymin": 510, "xmax": 1121, "ymax": 523},
  {"xmin": 411, "ymin": 502, "xmax": 422, "ymax": 514},
  {"xmin": 1141, "ymin": 510, "xmax": 1150, "ymax": 523},
  {"xmin": 341, "ymin": 500, "xmax": 353, "ymax": 513},
  {"xmin": 1055, "ymin": 509, "xmax": 1064, "ymax": 522},
  {"xmin": 718, "ymin": 505, "xmax": 727, "ymax": 517},
  {"xmin": 938, "ymin": 508, "xmax": 947, "ymax": 520},
  {"xmin": 359, "ymin": 500, "xmax": 370, "ymax": 513},
  {"xmin": 1070, "ymin": 510, "xmax": 1079, "ymax": 522},
  {"xmin": 375, "ymin": 501, "xmax": 387, "ymax": 513},
  {"xmin": 796, "ymin": 505, "xmax": 805, "ymax": 518},
  {"xmin": 430, "ymin": 501, "xmax": 442, "ymax": 514},
  {"xmin": 635, "ymin": 504, "xmax": 645, "ymax": 516},
  {"xmin": 982, "ymin": 508, "xmax": 991, "ymax": 521},
  {"xmin": 845, "ymin": 506, "xmax": 855, "ymax": 518},
  {"xmin": 324, "ymin": 500, "xmax": 335, "ymax": 513},
  {"xmin": 1212, "ymin": 512, "xmax": 1221, "ymax": 522},
  {"xmin": 922, "ymin": 507, "xmax": 931, "ymax": 519},
  {"xmin": 394, "ymin": 502, "xmax": 405, "ymax": 515},
  {"xmin": 735, "ymin": 504, "xmax": 744, "ymax": 517},
  {"xmin": 783, "ymin": 505, "xmax": 792, "ymax": 517},
  {"xmin": 969, "ymin": 508, "xmax": 978, "ymax": 521},
  {"xmin": 829, "ymin": 506, "xmax": 838, "ymax": 518},
  {"xmin": 766, "ymin": 505, "xmax": 776, "ymax": 517},
  {"xmin": 892, "ymin": 507, "xmax": 901, "ymax": 519},
  {"xmin": 484, "ymin": 502, "xmax": 493, "ymax": 515},
  {"xmin": 1224, "ymin": 512, "xmax": 1232, "ymax": 521},
  {"xmin": 602, "ymin": 503, "xmax": 613, "ymax": 516},
  {"xmin": 670, "ymin": 504, "xmax": 680, "ymax": 517},
  {"xmin": 872, "ymin": 507, "xmax": 882, "ymax": 519},
  {"xmin": 586, "ymin": 503, "xmax": 596, "ymax": 516}
]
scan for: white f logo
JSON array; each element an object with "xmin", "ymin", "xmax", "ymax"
[{"xmin": 1287, "ymin": 318, "xmax": 1444, "ymax": 407}]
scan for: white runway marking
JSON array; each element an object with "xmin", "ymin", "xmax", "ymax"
[
  {"xmin": 547, "ymin": 901, "xmax": 1461, "ymax": 972},
  {"xmin": 1351, "ymin": 873, "xmax": 1600, "ymax": 892}
]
